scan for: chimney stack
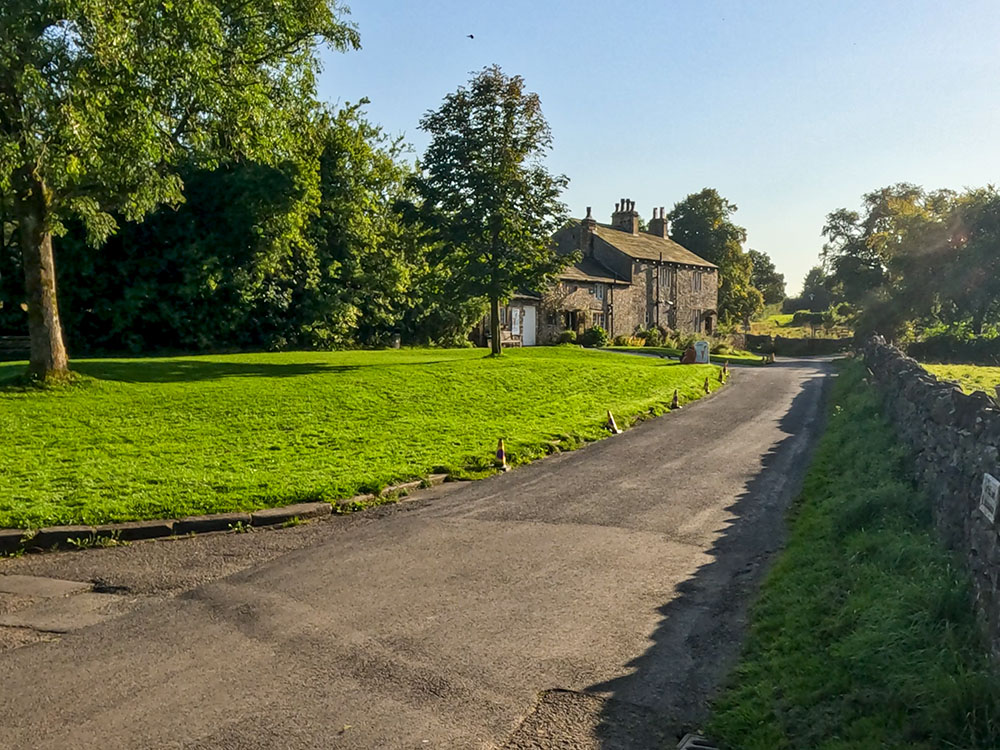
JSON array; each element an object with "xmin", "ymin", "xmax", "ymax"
[
  {"xmin": 648, "ymin": 205, "xmax": 670, "ymax": 239},
  {"xmin": 579, "ymin": 206, "xmax": 597, "ymax": 253},
  {"xmin": 611, "ymin": 197, "xmax": 639, "ymax": 235}
]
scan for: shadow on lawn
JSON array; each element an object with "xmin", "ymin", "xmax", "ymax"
[
  {"xmin": 585, "ymin": 367, "xmax": 832, "ymax": 747},
  {"xmin": 71, "ymin": 358, "xmax": 459, "ymax": 384}
]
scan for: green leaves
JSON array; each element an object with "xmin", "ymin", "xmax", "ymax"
[
  {"xmin": 1, "ymin": 0, "xmax": 359, "ymax": 237},
  {"xmin": 415, "ymin": 66, "xmax": 569, "ymax": 316},
  {"xmin": 668, "ymin": 188, "xmax": 763, "ymax": 323}
]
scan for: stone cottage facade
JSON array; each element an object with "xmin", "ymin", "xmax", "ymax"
[{"xmin": 539, "ymin": 200, "xmax": 718, "ymax": 343}]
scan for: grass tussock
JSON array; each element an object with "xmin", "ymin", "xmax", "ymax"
[
  {"xmin": 0, "ymin": 347, "xmax": 721, "ymax": 528},
  {"xmin": 708, "ymin": 360, "xmax": 1000, "ymax": 750}
]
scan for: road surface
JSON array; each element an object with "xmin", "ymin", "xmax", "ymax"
[{"xmin": 0, "ymin": 358, "xmax": 831, "ymax": 749}]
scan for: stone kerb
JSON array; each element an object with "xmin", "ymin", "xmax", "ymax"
[{"xmin": 862, "ymin": 335, "xmax": 1000, "ymax": 657}]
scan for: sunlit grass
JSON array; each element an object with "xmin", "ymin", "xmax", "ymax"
[
  {"xmin": 0, "ymin": 347, "xmax": 721, "ymax": 528},
  {"xmin": 923, "ymin": 363, "xmax": 1000, "ymax": 395},
  {"xmin": 707, "ymin": 361, "xmax": 1000, "ymax": 749}
]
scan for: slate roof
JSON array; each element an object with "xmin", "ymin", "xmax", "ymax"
[
  {"xmin": 590, "ymin": 223, "xmax": 717, "ymax": 269},
  {"xmin": 559, "ymin": 256, "xmax": 630, "ymax": 285}
]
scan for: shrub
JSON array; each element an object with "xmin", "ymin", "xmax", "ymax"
[
  {"xmin": 791, "ymin": 310, "xmax": 826, "ymax": 328},
  {"xmin": 676, "ymin": 332, "xmax": 698, "ymax": 351},
  {"xmin": 612, "ymin": 335, "xmax": 630, "ymax": 347},
  {"xmin": 556, "ymin": 329, "xmax": 577, "ymax": 344},
  {"xmin": 641, "ymin": 327, "xmax": 664, "ymax": 347},
  {"xmin": 711, "ymin": 341, "xmax": 732, "ymax": 354},
  {"xmin": 579, "ymin": 326, "xmax": 609, "ymax": 348}
]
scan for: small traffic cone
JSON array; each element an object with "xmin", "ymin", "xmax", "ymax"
[
  {"xmin": 606, "ymin": 410, "xmax": 621, "ymax": 435},
  {"xmin": 703, "ymin": 376, "xmax": 710, "ymax": 394},
  {"xmin": 671, "ymin": 388, "xmax": 680, "ymax": 409},
  {"xmin": 495, "ymin": 438, "xmax": 509, "ymax": 472}
]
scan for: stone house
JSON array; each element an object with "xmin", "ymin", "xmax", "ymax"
[
  {"xmin": 473, "ymin": 199, "xmax": 718, "ymax": 347},
  {"xmin": 539, "ymin": 200, "xmax": 719, "ymax": 343}
]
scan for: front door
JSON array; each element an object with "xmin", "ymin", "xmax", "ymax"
[{"xmin": 521, "ymin": 304, "xmax": 537, "ymax": 346}]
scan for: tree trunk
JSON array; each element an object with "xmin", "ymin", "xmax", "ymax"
[
  {"xmin": 16, "ymin": 173, "xmax": 69, "ymax": 379},
  {"xmin": 972, "ymin": 309, "xmax": 985, "ymax": 337},
  {"xmin": 490, "ymin": 294, "xmax": 502, "ymax": 355}
]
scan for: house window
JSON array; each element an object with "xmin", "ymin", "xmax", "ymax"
[
  {"xmin": 499, "ymin": 307, "xmax": 508, "ymax": 325},
  {"xmin": 594, "ymin": 284, "xmax": 605, "ymax": 300},
  {"xmin": 546, "ymin": 310, "xmax": 557, "ymax": 325},
  {"xmin": 692, "ymin": 271, "xmax": 703, "ymax": 292},
  {"xmin": 594, "ymin": 312, "xmax": 607, "ymax": 329},
  {"xmin": 693, "ymin": 309, "xmax": 701, "ymax": 332}
]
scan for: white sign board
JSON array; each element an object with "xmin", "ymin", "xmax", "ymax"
[
  {"xmin": 981, "ymin": 473, "xmax": 999, "ymax": 524},
  {"xmin": 694, "ymin": 340, "xmax": 710, "ymax": 364}
]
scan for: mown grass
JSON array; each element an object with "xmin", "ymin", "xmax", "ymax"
[
  {"xmin": 605, "ymin": 346, "xmax": 763, "ymax": 366},
  {"xmin": 924, "ymin": 363, "xmax": 1000, "ymax": 396},
  {"xmin": 750, "ymin": 312, "xmax": 852, "ymax": 339},
  {"xmin": 707, "ymin": 360, "xmax": 1000, "ymax": 750},
  {"xmin": 0, "ymin": 347, "xmax": 722, "ymax": 529}
]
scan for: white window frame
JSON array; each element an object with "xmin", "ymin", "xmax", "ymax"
[
  {"xmin": 594, "ymin": 312, "xmax": 607, "ymax": 329},
  {"xmin": 594, "ymin": 284, "xmax": 605, "ymax": 301}
]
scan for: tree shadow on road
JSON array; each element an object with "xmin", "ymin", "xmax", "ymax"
[{"xmin": 585, "ymin": 371, "xmax": 832, "ymax": 748}]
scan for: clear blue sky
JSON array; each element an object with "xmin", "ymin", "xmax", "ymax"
[{"xmin": 317, "ymin": 0, "xmax": 1000, "ymax": 294}]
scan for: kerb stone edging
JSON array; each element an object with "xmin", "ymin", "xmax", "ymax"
[{"xmin": 1, "ymin": 473, "xmax": 450, "ymax": 555}]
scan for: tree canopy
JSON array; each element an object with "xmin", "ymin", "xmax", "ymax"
[
  {"xmin": 747, "ymin": 249, "xmax": 785, "ymax": 305},
  {"xmin": 807, "ymin": 183, "xmax": 1000, "ymax": 339},
  {"xmin": 414, "ymin": 65, "xmax": 569, "ymax": 354},
  {"xmin": 1, "ymin": 0, "xmax": 359, "ymax": 377},
  {"xmin": 667, "ymin": 188, "xmax": 763, "ymax": 324}
]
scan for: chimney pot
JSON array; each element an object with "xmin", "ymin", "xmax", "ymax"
[{"xmin": 615, "ymin": 202, "xmax": 620, "ymax": 212}]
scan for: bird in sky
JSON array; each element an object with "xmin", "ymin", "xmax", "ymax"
[{"xmin": 467, "ymin": 34, "xmax": 474, "ymax": 39}]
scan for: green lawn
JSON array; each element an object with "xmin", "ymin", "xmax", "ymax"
[
  {"xmin": 605, "ymin": 346, "xmax": 763, "ymax": 365},
  {"xmin": 708, "ymin": 360, "xmax": 1000, "ymax": 749},
  {"xmin": 923, "ymin": 363, "xmax": 1000, "ymax": 395},
  {"xmin": 0, "ymin": 347, "xmax": 721, "ymax": 529},
  {"xmin": 750, "ymin": 312, "xmax": 852, "ymax": 339}
]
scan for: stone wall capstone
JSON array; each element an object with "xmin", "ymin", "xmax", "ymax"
[{"xmin": 862, "ymin": 335, "xmax": 1000, "ymax": 657}]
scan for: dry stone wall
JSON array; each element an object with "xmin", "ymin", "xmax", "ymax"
[{"xmin": 862, "ymin": 335, "xmax": 1000, "ymax": 656}]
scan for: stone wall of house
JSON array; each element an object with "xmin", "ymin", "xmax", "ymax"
[
  {"xmin": 610, "ymin": 265, "xmax": 651, "ymax": 335},
  {"xmin": 538, "ymin": 282, "xmax": 607, "ymax": 344},
  {"xmin": 673, "ymin": 267, "xmax": 719, "ymax": 331},
  {"xmin": 862, "ymin": 335, "xmax": 1000, "ymax": 657}
]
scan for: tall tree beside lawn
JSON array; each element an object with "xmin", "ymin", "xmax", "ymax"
[
  {"xmin": 0, "ymin": 1, "xmax": 358, "ymax": 379},
  {"xmin": 747, "ymin": 249, "xmax": 785, "ymax": 304},
  {"xmin": 667, "ymin": 188, "xmax": 763, "ymax": 324},
  {"xmin": 415, "ymin": 65, "xmax": 569, "ymax": 355}
]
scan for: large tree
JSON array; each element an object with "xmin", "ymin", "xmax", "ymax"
[
  {"xmin": 415, "ymin": 65, "xmax": 569, "ymax": 355},
  {"xmin": 0, "ymin": 0, "xmax": 358, "ymax": 379},
  {"xmin": 747, "ymin": 248, "xmax": 785, "ymax": 305},
  {"xmin": 667, "ymin": 188, "xmax": 763, "ymax": 324}
]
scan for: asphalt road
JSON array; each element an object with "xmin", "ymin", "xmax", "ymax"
[{"xmin": 0, "ymin": 358, "xmax": 831, "ymax": 749}]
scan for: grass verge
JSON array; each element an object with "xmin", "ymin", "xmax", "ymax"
[
  {"xmin": 0, "ymin": 347, "xmax": 722, "ymax": 528},
  {"xmin": 923, "ymin": 363, "xmax": 1000, "ymax": 396},
  {"xmin": 605, "ymin": 346, "xmax": 764, "ymax": 366},
  {"xmin": 707, "ymin": 359, "xmax": 1000, "ymax": 749}
]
